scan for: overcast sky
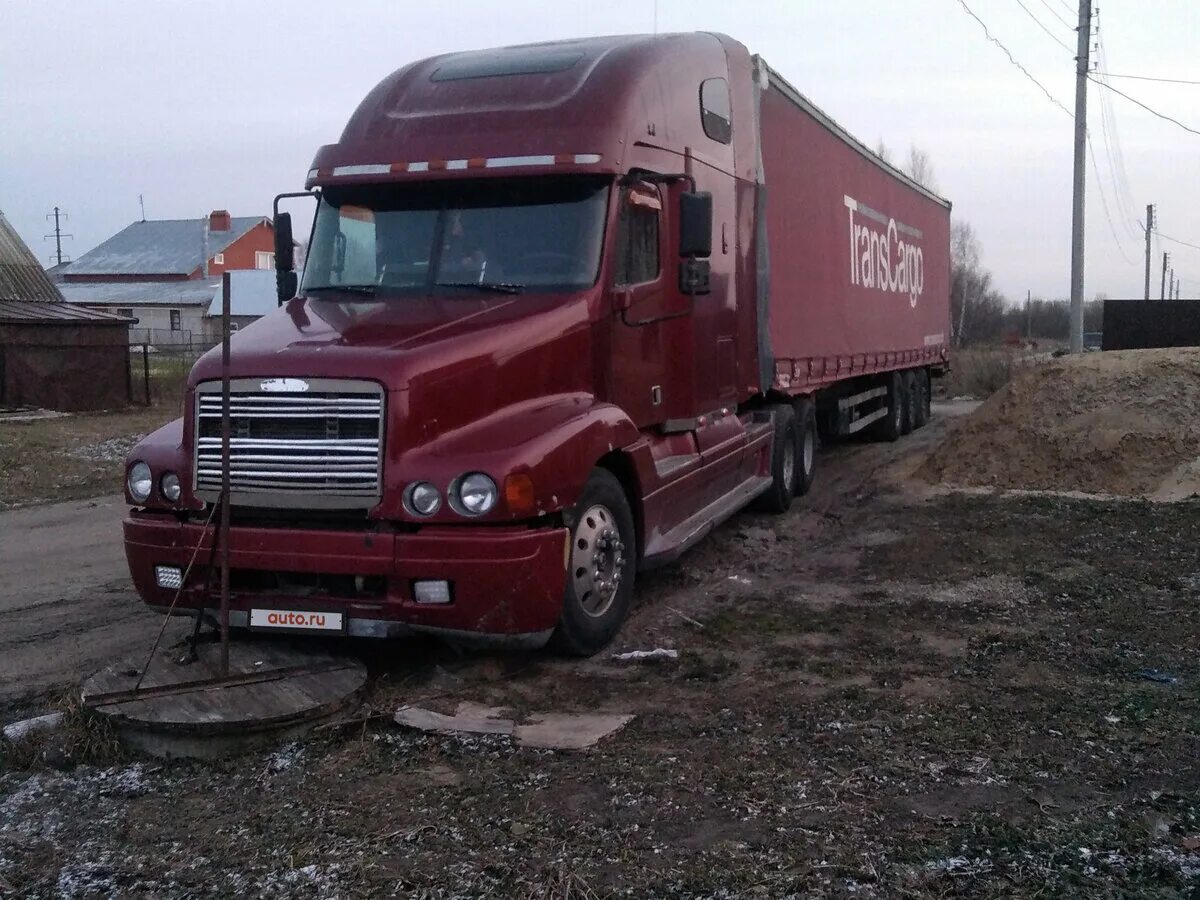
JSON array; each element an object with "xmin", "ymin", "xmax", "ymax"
[{"xmin": 2, "ymin": 0, "xmax": 1196, "ymax": 300}]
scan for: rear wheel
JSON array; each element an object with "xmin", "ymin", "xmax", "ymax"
[
  {"xmin": 754, "ymin": 404, "xmax": 798, "ymax": 513},
  {"xmin": 902, "ymin": 371, "xmax": 917, "ymax": 435},
  {"xmin": 876, "ymin": 372, "xmax": 905, "ymax": 442},
  {"xmin": 551, "ymin": 469, "xmax": 636, "ymax": 657},
  {"xmin": 912, "ymin": 369, "xmax": 930, "ymax": 429},
  {"xmin": 794, "ymin": 399, "xmax": 817, "ymax": 497}
]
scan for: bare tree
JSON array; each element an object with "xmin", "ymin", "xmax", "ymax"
[
  {"xmin": 905, "ymin": 145, "xmax": 937, "ymax": 191},
  {"xmin": 874, "ymin": 138, "xmax": 891, "ymax": 164},
  {"xmin": 950, "ymin": 220, "xmax": 1004, "ymax": 346}
]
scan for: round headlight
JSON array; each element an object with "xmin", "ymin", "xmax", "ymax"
[
  {"xmin": 127, "ymin": 461, "xmax": 152, "ymax": 503},
  {"xmin": 406, "ymin": 481, "xmax": 441, "ymax": 516},
  {"xmin": 457, "ymin": 473, "xmax": 498, "ymax": 516},
  {"xmin": 161, "ymin": 472, "xmax": 181, "ymax": 502}
]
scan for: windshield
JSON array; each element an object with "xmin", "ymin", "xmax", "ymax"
[{"xmin": 302, "ymin": 176, "xmax": 610, "ymax": 295}]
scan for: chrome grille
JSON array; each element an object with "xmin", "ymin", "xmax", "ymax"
[{"xmin": 194, "ymin": 378, "xmax": 384, "ymax": 508}]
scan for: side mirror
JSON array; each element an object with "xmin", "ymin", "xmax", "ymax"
[
  {"xmin": 679, "ymin": 191, "xmax": 713, "ymax": 258},
  {"xmin": 274, "ymin": 213, "xmax": 296, "ymax": 305},
  {"xmin": 274, "ymin": 212, "xmax": 295, "ymax": 272}
]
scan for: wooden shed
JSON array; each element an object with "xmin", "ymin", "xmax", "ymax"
[{"xmin": 0, "ymin": 210, "xmax": 133, "ymax": 411}]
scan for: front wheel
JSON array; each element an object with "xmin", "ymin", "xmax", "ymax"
[{"xmin": 551, "ymin": 469, "xmax": 637, "ymax": 656}]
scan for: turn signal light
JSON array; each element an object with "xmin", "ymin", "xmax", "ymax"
[{"xmin": 504, "ymin": 473, "xmax": 536, "ymax": 516}]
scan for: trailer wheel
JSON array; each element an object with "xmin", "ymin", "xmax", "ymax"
[
  {"xmin": 876, "ymin": 372, "xmax": 904, "ymax": 442},
  {"xmin": 913, "ymin": 370, "xmax": 930, "ymax": 429},
  {"xmin": 754, "ymin": 404, "xmax": 798, "ymax": 513},
  {"xmin": 794, "ymin": 399, "xmax": 817, "ymax": 497},
  {"xmin": 902, "ymin": 371, "xmax": 917, "ymax": 435},
  {"xmin": 551, "ymin": 468, "xmax": 637, "ymax": 657}
]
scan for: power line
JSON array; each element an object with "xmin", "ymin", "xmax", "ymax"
[
  {"xmin": 1158, "ymin": 232, "xmax": 1200, "ymax": 253},
  {"xmin": 1093, "ymin": 36, "xmax": 1143, "ymax": 243},
  {"xmin": 955, "ymin": 0, "xmax": 1074, "ymax": 117},
  {"xmin": 1034, "ymin": 0, "xmax": 1074, "ymax": 30},
  {"xmin": 1094, "ymin": 71, "xmax": 1200, "ymax": 86},
  {"xmin": 1089, "ymin": 76, "xmax": 1200, "ymax": 136},
  {"xmin": 1013, "ymin": 0, "xmax": 1075, "ymax": 53},
  {"xmin": 1086, "ymin": 136, "xmax": 1137, "ymax": 266}
]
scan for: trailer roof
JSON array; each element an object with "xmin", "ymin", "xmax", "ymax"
[{"xmin": 756, "ymin": 58, "xmax": 952, "ymax": 211}]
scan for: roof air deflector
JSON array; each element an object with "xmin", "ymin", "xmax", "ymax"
[{"xmin": 430, "ymin": 49, "xmax": 585, "ymax": 82}]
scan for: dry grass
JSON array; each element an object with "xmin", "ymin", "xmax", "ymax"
[
  {"xmin": 0, "ymin": 691, "xmax": 127, "ymax": 772},
  {"xmin": 0, "ymin": 403, "xmax": 178, "ymax": 508},
  {"xmin": 941, "ymin": 347, "xmax": 1017, "ymax": 399}
]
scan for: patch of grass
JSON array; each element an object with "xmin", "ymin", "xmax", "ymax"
[
  {"xmin": 0, "ymin": 692, "xmax": 127, "ymax": 772},
  {"xmin": 678, "ymin": 650, "xmax": 739, "ymax": 681},
  {"xmin": 0, "ymin": 403, "xmax": 176, "ymax": 507}
]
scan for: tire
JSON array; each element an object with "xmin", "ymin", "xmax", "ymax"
[
  {"xmin": 551, "ymin": 469, "xmax": 637, "ymax": 656},
  {"xmin": 875, "ymin": 372, "xmax": 904, "ymax": 442},
  {"xmin": 794, "ymin": 399, "xmax": 817, "ymax": 497},
  {"xmin": 912, "ymin": 369, "xmax": 930, "ymax": 429},
  {"xmin": 754, "ymin": 404, "xmax": 798, "ymax": 513},
  {"xmin": 901, "ymin": 371, "xmax": 917, "ymax": 436}
]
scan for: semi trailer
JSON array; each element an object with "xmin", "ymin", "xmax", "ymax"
[{"xmin": 123, "ymin": 32, "xmax": 951, "ymax": 655}]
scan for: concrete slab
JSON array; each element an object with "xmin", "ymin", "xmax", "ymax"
[
  {"xmin": 513, "ymin": 713, "xmax": 635, "ymax": 750},
  {"xmin": 394, "ymin": 704, "xmax": 515, "ymax": 736},
  {"xmin": 394, "ymin": 702, "xmax": 633, "ymax": 751}
]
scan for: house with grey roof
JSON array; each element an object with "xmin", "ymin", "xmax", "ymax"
[
  {"xmin": 59, "ymin": 210, "xmax": 277, "ymax": 345},
  {"xmin": 60, "ymin": 269, "xmax": 281, "ymax": 346}
]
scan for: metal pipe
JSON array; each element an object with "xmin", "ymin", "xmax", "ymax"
[{"xmin": 220, "ymin": 271, "xmax": 232, "ymax": 676}]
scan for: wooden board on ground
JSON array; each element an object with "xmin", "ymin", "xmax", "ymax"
[{"xmin": 82, "ymin": 641, "xmax": 367, "ymax": 758}]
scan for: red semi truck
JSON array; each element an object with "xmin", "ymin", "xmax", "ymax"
[{"xmin": 123, "ymin": 33, "xmax": 950, "ymax": 655}]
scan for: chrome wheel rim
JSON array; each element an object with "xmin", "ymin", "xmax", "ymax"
[
  {"xmin": 571, "ymin": 504, "xmax": 626, "ymax": 618},
  {"xmin": 803, "ymin": 425, "xmax": 814, "ymax": 475}
]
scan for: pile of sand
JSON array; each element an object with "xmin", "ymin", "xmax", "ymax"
[{"xmin": 919, "ymin": 348, "xmax": 1200, "ymax": 499}]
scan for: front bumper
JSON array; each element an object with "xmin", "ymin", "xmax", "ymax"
[{"xmin": 124, "ymin": 511, "xmax": 569, "ymax": 643}]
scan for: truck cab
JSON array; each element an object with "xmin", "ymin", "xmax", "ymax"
[{"xmin": 123, "ymin": 33, "xmax": 784, "ymax": 654}]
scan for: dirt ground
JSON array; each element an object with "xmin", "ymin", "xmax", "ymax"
[{"xmin": 1, "ymin": 400, "xmax": 1198, "ymax": 898}]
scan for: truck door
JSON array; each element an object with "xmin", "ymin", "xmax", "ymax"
[{"xmin": 606, "ymin": 182, "xmax": 694, "ymax": 429}]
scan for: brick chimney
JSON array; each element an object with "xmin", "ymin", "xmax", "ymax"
[{"xmin": 209, "ymin": 209, "xmax": 232, "ymax": 232}]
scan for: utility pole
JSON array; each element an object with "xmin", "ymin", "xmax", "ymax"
[
  {"xmin": 1161, "ymin": 252, "xmax": 1169, "ymax": 300},
  {"xmin": 1143, "ymin": 204, "xmax": 1154, "ymax": 300},
  {"xmin": 43, "ymin": 207, "xmax": 72, "ymax": 266},
  {"xmin": 1026, "ymin": 289, "xmax": 1032, "ymax": 341},
  {"xmin": 1068, "ymin": 0, "xmax": 1093, "ymax": 353}
]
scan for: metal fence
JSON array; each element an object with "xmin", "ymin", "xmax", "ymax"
[{"xmin": 129, "ymin": 342, "xmax": 211, "ymax": 406}]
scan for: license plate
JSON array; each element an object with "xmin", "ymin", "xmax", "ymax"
[{"xmin": 249, "ymin": 609, "xmax": 344, "ymax": 632}]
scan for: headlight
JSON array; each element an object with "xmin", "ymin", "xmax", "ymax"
[
  {"xmin": 160, "ymin": 472, "xmax": 181, "ymax": 502},
  {"xmin": 456, "ymin": 473, "xmax": 497, "ymax": 516},
  {"xmin": 127, "ymin": 461, "xmax": 152, "ymax": 502},
  {"xmin": 405, "ymin": 481, "xmax": 441, "ymax": 516}
]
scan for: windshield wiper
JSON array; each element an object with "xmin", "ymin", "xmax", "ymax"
[
  {"xmin": 434, "ymin": 281, "xmax": 524, "ymax": 295},
  {"xmin": 305, "ymin": 284, "xmax": 378, "ymax": 297}
]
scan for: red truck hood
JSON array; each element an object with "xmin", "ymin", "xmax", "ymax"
[{"xmin": 189, "ymin": 292, "xmax": 588, "ymax": 392}]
